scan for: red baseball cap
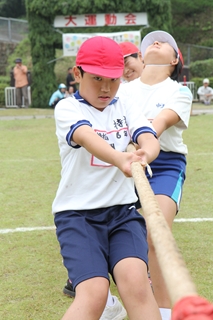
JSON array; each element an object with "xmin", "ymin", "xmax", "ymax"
[
  {"xmin": 76, "ymin": 36, "xmax": 124, "ymax": 78},
  {"xmin": 119, "ymin": 42, "xmax": 140, "ymax": 58}
]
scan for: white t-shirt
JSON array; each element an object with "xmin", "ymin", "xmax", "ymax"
[
  {"xmin": 52, "ymin": 93, "xmax": 156, "ymax": 213},
  {"xmin": 117, "ymin": 77, "xmax": 192, "ymax": 155}
]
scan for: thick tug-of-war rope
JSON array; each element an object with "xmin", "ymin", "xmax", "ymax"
[{"xmin": 127, "ymin": 143, "xmax": 213, "ymax": 320}]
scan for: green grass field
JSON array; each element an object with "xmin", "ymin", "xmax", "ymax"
[{"xmin": 0, "ymin": 109, "xmax": 213, "ymax": 319}]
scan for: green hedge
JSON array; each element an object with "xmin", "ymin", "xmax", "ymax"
[
  {"xmin": 0, "ymin": 76, "xmax": 10, "ymax": 84},
  {"xmin": 190, "ymin": 59, "xmax": 213, "ymax": 78},
  {"xmin": 0, "ymin": 77, "xmax": 10, "ymax": 107},
  {"xmin": 0, "ymin": 84, "xmax": 6, "ymax": 107}
]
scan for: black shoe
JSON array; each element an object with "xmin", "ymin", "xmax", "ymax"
[{"xmin": 63, "ymin": 279, "xmax": 75, "ymax": 297}]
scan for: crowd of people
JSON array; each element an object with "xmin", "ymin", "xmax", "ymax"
[
  {"xmin": 51, "ymin": 31, "xmax": 194, "ymax": 320},
  {"xmin": 10, "ymin": 28, "xmax": 211, "ymax": 320},
  {"xmin": 12, "ymin": 49, "xmax": 212, "ymax": 112}
]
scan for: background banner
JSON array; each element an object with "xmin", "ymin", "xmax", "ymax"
[
  {"xmin": 62, "ymin": 30, "xmax": 141, "ymax": 56},
  {"xmin": 55, "ymin": 13, "xmax": 147, "ymax": 28}
]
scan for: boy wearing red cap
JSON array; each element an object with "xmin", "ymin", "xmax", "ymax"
[
  {"xmin": 119, "ymin": 42, "xmax": 144, "ymax": 82},
  {"xmin": 52, "ymin": 36, "xmax": 161, "ymax": 320}
]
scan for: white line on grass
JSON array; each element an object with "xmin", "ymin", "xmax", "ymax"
[
  {"xmin": 0, "ymin": 153, "xmax": 212, "ymax": 164},
  {"xmin": 0, "ymin": 226, "xmax": 55, "ymax": 234},
  {"xmin": 1, "ymin": 218, "xmax": 213, "ymax": 234},
  {"xmin": 174, "ymin": 218, "xmax": 213, "ymax": 222},
  {"xmin": 1, "ymin": 153, "xmax": 213, "ymax": 163},
  {"xmin": 0, "ymin": 159, "xmax": 59, "ymax": 162},
  {"xmin": 189, "ymin": 153, "xmax": 213, "ymax": 156}
]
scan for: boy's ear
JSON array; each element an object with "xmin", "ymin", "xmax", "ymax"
[{"xmin": 73, "ymin": 66, "xmax": 81, "ymax": 82}]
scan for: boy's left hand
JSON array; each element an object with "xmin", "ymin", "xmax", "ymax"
[{"xmin": 117, "ymin": 151, "xmax": 148, "ymax": 178}]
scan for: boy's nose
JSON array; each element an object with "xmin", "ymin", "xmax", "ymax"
[{"xmin": 101, "ymin": 83, "xmax": 110, "ymax": 92}]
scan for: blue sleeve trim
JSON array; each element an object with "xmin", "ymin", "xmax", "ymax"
[
  {"xmin": 132, "ymin": 126, "xmax": 157, "ymax": 143},
  {"xmin": 66, "ymin": 120, "xmax": 92, "ymax": 147}
]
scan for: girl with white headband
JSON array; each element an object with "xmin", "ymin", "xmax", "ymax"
[{"xmin": 117, "ymin": 30, "xmax": 193, "ymax": 320}]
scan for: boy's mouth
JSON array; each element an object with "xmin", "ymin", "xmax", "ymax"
[{"xmin": 99, "ymin": 96, "xmax": 110, "ymax": 101}]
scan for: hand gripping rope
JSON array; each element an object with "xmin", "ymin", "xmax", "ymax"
[{"xmin": 127, "ymin": 143, "xmax": 213, "ymax": 320}]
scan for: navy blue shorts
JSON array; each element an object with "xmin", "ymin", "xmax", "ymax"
[
  {"xmin": 135, "ymin": 150, "xmax": 186, "ymax": 211},
  {"xmin": 54, "ymin": 204, "xmax": 148, "ymax": 290}
]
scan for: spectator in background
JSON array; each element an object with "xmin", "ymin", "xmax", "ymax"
[
  {"xmin": 119, "ymin": 42, "xmax": 144, "ymax": 82},
  {"xmin": 197, "ymin": 78, "xmax": 213, "ymax": 105},
  {"xmin": 13, "ymin": 58, "xmax": 29, "ymax": 108},
  {"xmin": 49, "ymin": 83, "xmax": 67, "ymax": 108},
  {"xmin": 66, "ymin": 86, "xmax": 74, "ymax": 98},
  {"xmin": 66, "ymin": 67, "xmax": 77, "ymax": 95}
]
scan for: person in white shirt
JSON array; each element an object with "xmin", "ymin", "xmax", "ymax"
[
  {"xmin": 63, "ymin": 40, "xmax": 149, "ymax": 320},
  {"xmin": 53, "ymin": 36, "xmax": 161, "ymax": 320},
  {"xmin": 117, "ymin": 30, "xmax": 192, "ymax": 320},
  {"xmin": 197, "ymin": 78, "xmax": 213, "ymax": 104}
]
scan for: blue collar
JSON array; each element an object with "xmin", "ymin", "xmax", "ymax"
[{"xmin": 74, "ymin": 91, "xmax": 119, "ymax": 106}]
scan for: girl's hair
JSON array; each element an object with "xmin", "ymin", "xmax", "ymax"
[{"xmin": 170, "ymin": 51, "xmax": 183, "ymax": 82}]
